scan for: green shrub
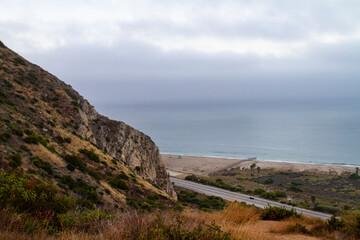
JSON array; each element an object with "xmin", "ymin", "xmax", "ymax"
[
  {"xmin": 0, "ymin": 171, "xmax": 76, "ymax": 216},
  {"xmin": 314, "ymin": 205, "xmax": 341, "ymax": 214},
  {"xmin": 31, "ymin": 157, "xmax": 52, "ymax": 175},
  {"xmin": 0, "ymin": 133, "xmax": 10, "ymax": 142},
  {"xmin": 138, "ymin": 215, "xmax": 230, "ymax": 240},
  {"xmin": 287, "ymin": 223, "xmax": 309, "ymax": 234},
  {"xmin": 185, "ymin": 175, "xmax": 242, "ymax": 192},
  {"xmin": 9, "ymin": 154, "xmax": 22, "ymax": 168},
  {"xmin": 118, "ymin": 172, "xmax": 129, "ymax": 180},
  {"xmin": 178, "ymin": 190, "xmax": 199, "ymax": 204},
  {"xmin": 199, "ymin": 196, "xmax": 225, "ymax": 210},
  {"xmin": 55, "ymin": 135, "xmax": 65, "ymax": 143},
  {"xmin": 87, "ymin": 170, "xmax": 102, "ymax": 181},
  {"xmin": 261, "ymin": 205, "xmax": 300, "ymax": 221},
  {"xmin": 14, "ymin": 57, "xmax": 26, "ymax": 66},
  {"xmin": 349, "ymin": 174, "xmax": 360, "ymax": 180},
  {"xmin": 63, "ymin": 154, "xmax": 87, "ymax": 172},
  {"xmin": 264, "ymin": 178, "xmax": 274, "ymax": 184},
  {"xmin": 109, "ymin": 176, "xmax": 130, "ymax": 191},
  {"xmin": 254, "ymin": 188, "xmax": 266, "ymax": 195},
  {"xmin": 24, "ymin": 132, "xmax": 47, "ymax": 146},
  {"xmin": 274, "ymin": 191, "xmax": 287, "ymax": 198},
  {"xmin": 27, "ymin": 72, "xmax": 37, "ymax": 84},
  {"xmin": 342, "ymin": 211, "xmax": 360, "ymax": 237},
  {"xmin": 326, "ymin": 215, "xmax": 345, "ymax": 231},
  {"xmin": 111, "ymin": 158, "xmax": 118, "ymax": 165},
  {"xmin": 261, "ymin": 192, "xmax": 278, "ymax": 200},
  {"xmin": 9, "ymin": 124, "xmax": 23, "ymax": 136},
  {"xmin": 59, "ymin": 175, "xmax": 99, "ymax": 203},
  {"xmin": 79, "ymin": 149, "xmax": 100, "ymax": 163},
  {"xmin": 289, "ymin": 185, "xmax": 303, "ymax": 192}
]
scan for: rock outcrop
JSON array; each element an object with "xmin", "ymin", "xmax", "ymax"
[
  {"xmin": 0, "ymin": 40, "xmax": 176, "ymax": 200},
  {"xmin": 76, "ymin": 98, "xmax": 177, "ymax": 199}
]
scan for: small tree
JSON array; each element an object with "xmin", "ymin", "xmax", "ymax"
[
  {"xmin": 257, "ymin": 166, "xmax": 261, "ymax": 174},
  {"xmin": 311, "ymin": 195, "xmax": 316, "ymax": 209},
  {"xmin": 250, "ymin": 163, "xmax": 256, "ymax": 176},
  {"xmin": 356, "ymin": 167, "xmax": 359, "ymax": 176}
]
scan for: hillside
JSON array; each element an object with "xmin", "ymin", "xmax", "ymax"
[
  {"xmin": 0, "ymin": 40, "xmax": 176, "ymax": 213},
  {"xmin": 1, "ymin": 41, "xmax": 360, "ymax": 240}
]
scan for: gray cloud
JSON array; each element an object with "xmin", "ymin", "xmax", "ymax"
[
  {"xmin": 1, "ymin": 0, "xmax": 360, "ymax": 106},
  {"xmin": 24, "ymin": 38, "xmax": 360, "ymax": 106}
]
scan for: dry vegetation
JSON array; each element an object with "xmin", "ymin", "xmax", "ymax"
[{"xmin": 1, "ymin": 202, "xmax": 358, "ymax": 240}]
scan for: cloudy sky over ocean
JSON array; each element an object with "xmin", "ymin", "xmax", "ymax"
[{"xmin": 1, "ymin": 0, "xmax": 360, "ymax": 104}]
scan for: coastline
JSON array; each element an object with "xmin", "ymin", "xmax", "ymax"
[{"xmin": 162, "ymin": 153, "xmax": 358, "ymax": 177}]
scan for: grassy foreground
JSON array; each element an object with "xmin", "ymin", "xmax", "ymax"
[
  {"xmin": 0, "ymin": 170, "xmax": 359, "ymax": 239},
  {"xmin": 1, "ymin": 201, "xmax": 359, "ymax": 240}
]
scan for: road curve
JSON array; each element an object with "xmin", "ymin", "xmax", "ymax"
[{"xmin": 171, "ymin": 177, "xmax": 331, "ymax": 220}]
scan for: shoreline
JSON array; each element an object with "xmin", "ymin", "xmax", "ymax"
[
  {"xmin": 161, "ymin": 152, "xmax": 360, "ymax": 168},
  {"xmin": 161, "ymin": 153, "xmax": 358, "ymax": 177}
]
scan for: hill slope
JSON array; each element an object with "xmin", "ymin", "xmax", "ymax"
[{"xmin": 0, "ymin": 40, "xmax": 176, "ymax": 212}]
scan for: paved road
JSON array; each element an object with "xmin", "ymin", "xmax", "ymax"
[{"xmin": 171, "ymin": 177, "xmax": 331, "ymax": 220}]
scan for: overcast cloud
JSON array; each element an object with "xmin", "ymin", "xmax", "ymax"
[{"xmin": 1, "ymin": 0, "xmax": 360, "ymax": 105}]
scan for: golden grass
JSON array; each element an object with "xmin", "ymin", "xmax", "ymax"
[
  {"xmin": 0, "ymin": 200, "xmax": 341, "ymax": 240},
  {"xmin": 26, "ymin": 143, "xmax": 66, "ymax": 167}
]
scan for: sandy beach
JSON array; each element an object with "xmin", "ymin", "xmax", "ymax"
[{"xmin": 162, "ymin": 154, "xmax": 358, "ymax": 177}]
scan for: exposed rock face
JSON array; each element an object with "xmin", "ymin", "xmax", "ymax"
[
  {"xmin": 0, "ymin": 41, "xmax": 176, "ymax": 199},
  {"xmin": 76, "ymin": 99, "xmax": 176, "ymax": 199}
]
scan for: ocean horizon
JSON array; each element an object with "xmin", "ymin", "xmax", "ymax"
[{"xmin": 97, "ymin": 99, "xmax": 360, "ymax": 167}]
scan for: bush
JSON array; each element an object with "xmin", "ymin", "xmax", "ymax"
[
  {"xmin": 289, "ymin": 185, "xmax": 303, "ymax": 192},
  {"xmin": 287, "ymin": 223, "xmax": 309, "ymax": 234},
  {"xmin": 27, "ymin": 72, "xmax": 37, "ymax": 84},
  {"xmin": 261, "ymin": 205, "xmax": 300, "ymax": 221},
  {"xmin": 185, "ymin": 175, "xmax": 242, "ymax": 192},
  {"xmin": 13, "ymin": 57, "xmax": 26, "ymax": 66},
  {"xmin": 199, "ymin": 196, "xmax": 225, "ymax": 210},
  {"xmin": 264, "ymin": 178, "xmax": 274, "ymax": 184},
  {"xmin": 9, "ymin": 124, "xmax": 23, "ymax": 136},
  {"xmin": 261, "ymin": 192, "xmax": 278, "ymax": 200},
  {"xmin": 140, "ymin": 215, "xmax": 230, "ymax": 240},
  {"xmin": 31, "ymin": 157, "xmax": 52, "ymax": 175},
  {"xmin": 63, "ymin": 154, "xmax": 87, "ymax": 172},
  {"xmin": 55, "ymin": 135, "xmax": 65, "ymax": 144},
  {"xmin": 24, "ymin": 132, "xmax": 47, "ymax": 146},
  {"xmin": 0, "ymin": 133, "xmax": 11, "ymax": 142},
  {"xmin": 109, "ymin": 176, "xmax": 130, "ymax": 191},
  {"xmin": 342, "ymin": 211, "xmax": 360, "ymax": 237},
  {"xmin": 314, "ymin": 205, "xmax": 341, "ymax": 214},
  {"xmin": 349, "ymin": 174, "xmax": 360, "ymax": 180},
  {"xmin": 79, "ymin": 149, "xmax": 100, "ymax": 163},
  {"xmin": 9, "ymin": 154, "xmax": 22, "ymax": 168},
  {"xmin": 87, "ymin": 170, "xmax": 102, "ymax": 181},
  {"xmin": 178, "ymin": 190, "xmax": 199, "ymax": 205},
  {"xmin": 254, "ymin": 188, "xmax": 266, "ymax": 195},
  {"xmin": 59, "ymin": 175, "xmax": 99, "ymax": 203},
  {"xmin": 0, "ymin": 171, "xmax": 76, "ymax": 217}
]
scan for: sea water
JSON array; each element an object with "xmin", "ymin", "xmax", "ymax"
[{"xmin": 97, "ymin": 100, "xmax": 360, "ymax": 167}]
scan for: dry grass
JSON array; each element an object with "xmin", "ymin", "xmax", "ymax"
[{"xmin": 2, "ymin": 202, "xmax": 352, "ymax": 240}]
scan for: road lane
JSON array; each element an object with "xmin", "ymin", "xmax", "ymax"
[{"xmin": 171, "ymin": 177, "xmax": 331, "ymax": 220}]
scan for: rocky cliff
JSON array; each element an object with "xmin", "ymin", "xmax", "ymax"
[
  {"xmin": 0, "ymin": 40, "xmax": 176, "ymax": 208},
  {"xmin": 75, "ymin": 89, "xmax": 176, "ymax": 199}
]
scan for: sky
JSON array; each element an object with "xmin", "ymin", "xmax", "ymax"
[{"xmin": 1, "ymin": 0, "xmax": 360, "ymax": 106}]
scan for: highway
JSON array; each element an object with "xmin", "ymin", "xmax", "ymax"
[{"xmin": 171, "ymin": 177, "xmax": 332, "ymax": 220}]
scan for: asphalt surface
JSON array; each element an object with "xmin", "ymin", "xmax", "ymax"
[{"xmin": 171, "ymin": 177, "xmax": 332, "ymax": 220}]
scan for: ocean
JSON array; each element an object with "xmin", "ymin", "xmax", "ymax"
[{"xmin": 97, "ymin": 100, "xmax": 360, "ymax": 167}]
